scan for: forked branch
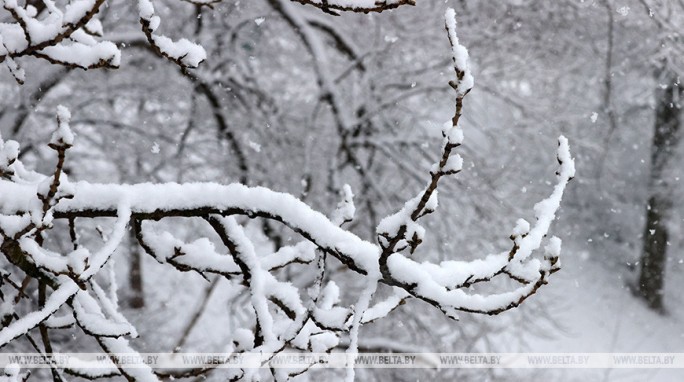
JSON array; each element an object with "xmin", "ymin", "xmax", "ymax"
[{"xmin": 0, "ymin": 8, "xmax": 574, "ymax": 382}]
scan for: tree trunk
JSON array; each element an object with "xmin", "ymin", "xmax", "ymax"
[
  {"xmin": 638, "ymin": 68, "xmax": 682, "ymax": 312},
  {"xmin": 129, "ymin": 230, "xmax": 145, "ymax": 309}
]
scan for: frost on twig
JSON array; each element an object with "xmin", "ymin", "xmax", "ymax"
[{"xmin": 0, "ymin": 9, "xmax": 574, "ymax": 382}]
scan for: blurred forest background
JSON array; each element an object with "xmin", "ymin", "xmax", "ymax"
[{"xmin": 1, "ymin": 0, "xmax": 683, "ymax": 380}]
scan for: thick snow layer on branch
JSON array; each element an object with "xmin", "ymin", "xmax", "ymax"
[
  {"xmin": 313, "ymin": 305, "xmax": 350, "ymax": 329},
  {"xmin": 310, "ymin": 282, "xmax": 351, "ymax": 330},
  {"xmin": 0, "ymin": 138, "xmax": 19, "ymax": 173},
  {"xmin": 80, "ymin": 203, "xmax": 131, "ymax": 280},
  {"xmin": 73, "ymin": 292, "xmax": 134, "ymax": 337},
  {"xmin": 331, "ymin": 184, "xmax": 356, "ymax": 226},
  {"xmin": 0, "ymin": 180, "xmax": 382, "ymax": 273},
  {"xmin": 376, "ymin": 195, "xmax": 425, "ymax": 249},
  {"xmin": 0, "ymin": 0, "xmax": 119, "ymax": 72},
  {"xmin": 0, "ymin": 216, "xmax": 28, "ymax": 238},
  {"xmin": 545, "ymin": 236, "xmax": 562, "ymax": 258},
  {"xmin": 387, "ymin": 252, "xmax": 543, "ymax": 316},
  {"xmin": 39, "ymin": 41, "xmax": 121, "ymax": 69},
  {"xmin": 90, "ymin": 280, "xmax": 135, "ymax": 336},
  {"xmin": 60, "ymin": 358, "xmax": 119, "ymax": 380},
  {"xmin": 261, "ymin": 241, "xmax": 316, "ymax": 270},
  {"xmin": 444, "ymin": 8, "xmax": 474, "ymax": 96},
  {"xmin": 0, "ymin": 278, "xmax": 80, "ymax": 346},
  {"xmin": 137, "ymin": 0, "xmax": 206, "ymax": 68},
  {"xmin": 511, "ymin": 218, "xmax": 531, "ymax": 237},
  {"xmin": 19, "ymin": 237, "xmax": 70, "ymax": 273},
  {"xmin": 362, "ymin": 288, "xmax": 409, "ymax": 323},
  {"xmin": 0, "ymin": 107, "xmax": 573, "ymax": 374},
  {"xmin": 219, "ymin": 217, "xmax": 276, "ymax": 346},
  {"xmin": 345, "ymin": 274, "xmax": 379, "ymax": 382},
  {"xmin": 442, "ymin": 120, "xmax": 464, "ymax": 145},
  {"xmin": 50, "ymin": 105, "xmax": 74, "ymax": 146},
  {"xmin": 2, "ymin": 52, "xmax": 24, "ymax": 84},
  {"xmin": 0, "ymin": 137, "xmax": 573, "ymax": 323},
  {"xmin": 97, "ymin": 337, "xmax": 159, "ymax": 382},
  {"xmin": 1, "ymin": 363, "xmax": 28, "ymax": 382},
  {"xmin": 379, "ymin": 137, "xmax": 574, "ymax": 315},
  {"xmin": 510, "ymin": 136, "xmax": 574, "ymax": 263},
  {"xmin": 150, "ymin": 35, "xmax": 206, "ymax": 67},
  {"xmin": 142, "ymin": 229, "xmax": 241, "ymax": 274},
  {"xmin": 404, "ymin": 252, "xmax": 511, "ymax": 289}
]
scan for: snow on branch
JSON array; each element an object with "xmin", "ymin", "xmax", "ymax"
[
  {"xmin": 289, "ymin": 0, "xmax": 416, "ymax": 15},
  {"xmin": 0, "ymin": 9, "xmax": 574, "ymax": 382},
  {"xmin": 0, "ymin": 0, "xmax": 418, "ymax": 82},
  {"xmin": 445, "ymin": 8, "xmax": 474, "ymax": 97},
  {"xmin": 0, "ymin": 0, "xmax": 119, "ymax": 81},
  {"xmin": 0, "ymin": 0, "xmax": 212, "ymax": 80},
  {"xmin": 137, "ymin": 0, "xmax": 207, "ymax": 72}
]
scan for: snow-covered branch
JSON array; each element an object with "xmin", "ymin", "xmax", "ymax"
[
  {"xmin": 0, "ymin": 0, "xmax": 417, "ymax": 82},
  {"xmin": 137, "ymin": 0, "xmax": 207, "ymax": 72},
  {"xmin": 290, "ymin": 0, "xmax": 416, "ymax": 15},
  {"xmin": 0, "ymin": 0, "xmax": 118, "ymax": 82},
  {"xmin": 0, "ymin": 8, "xmax": 574, "ymax": 381}
]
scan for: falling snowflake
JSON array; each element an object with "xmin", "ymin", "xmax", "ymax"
[{"xmin": 248, "ymin": 140, "xmax": 261, "ymax": 153}]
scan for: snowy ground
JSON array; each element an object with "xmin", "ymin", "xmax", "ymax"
[{"xmin": 528, "ymin": 242, "xmax": 684, "ymax": 382}]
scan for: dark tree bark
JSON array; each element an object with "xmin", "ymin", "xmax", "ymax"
[
  {"xmin": 638, "ymin": 67, "xmax": 682, "ymax": 312},
  {"xmin": 129, "ymin": 230, "xmax": 145, "ymax": 309},
  {"xmin": 26, "ymin": 0, "xmax": 47, "ymax": 14}
]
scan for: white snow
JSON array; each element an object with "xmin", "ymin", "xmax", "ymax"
[
  {"xmin": 444, "ymin": 8, "xmax": 475, "ymax": 96},
  {"xmin": 50, "ymin": 105, "xmax": 75, "ymax": 146}
]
